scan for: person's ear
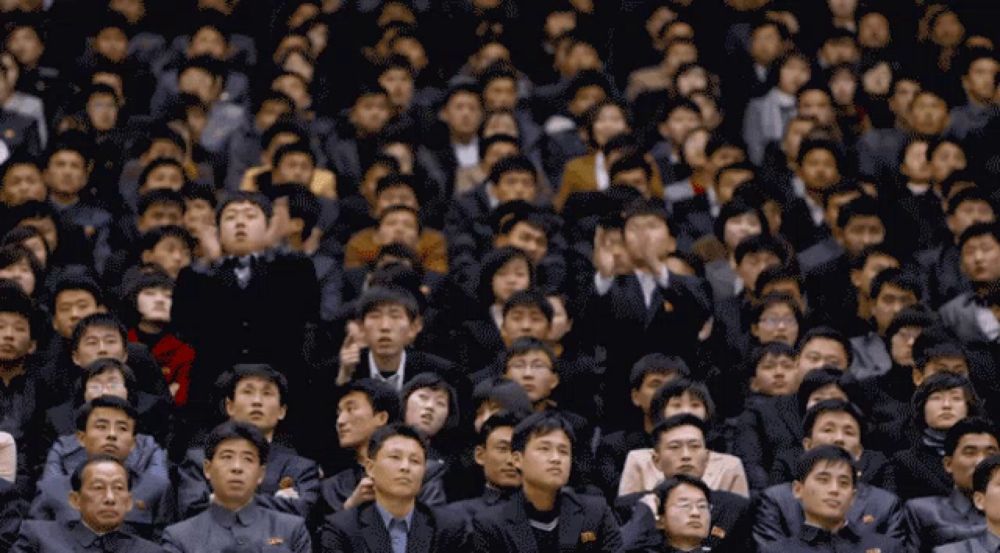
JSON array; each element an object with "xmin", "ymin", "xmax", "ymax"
[
  {"xmin": 630, "ymin": 388, "xmax": 642, "ymax": 408},
  {"xmin": 650, "ymin": 450, "xmax": 660, "ymax": 467},
  {"xmin": 203, "ymin": 458, "xmax": 212, "ymax": 481},
  {"xmin": 140, "ymin": 250, "xmax": 154, "ymax": 265},
  {"xmin": 409, "ymin": 315, "xmax": 424, "ymax": 338},
  {"xmin": 257, "ymin": 463, "xmax": 267, "ymax": 486},
  {"xmin": 802, "ymin": 437, "xmax": 813, "ymax": 451},
  {"xmin": 912, "ymin": 368, "xmax": 924, "ymax": 387},
  {"xmin": 511, "ymin": 450, "xmax": 522, "ymax": 472},
  {"xmin": 974, "ymin": 490, "xmax": 987, "ymax": 511},
  {"xmin": 374, "ymin": 410, "xmax": 389, "ymax": 426},
  {"xmin": 474, "ymin": 445, "xmax": 486, "ymax": 467},
  {"xmin": 364, "ymin": 456, "xmax": 376, "ymax": 478},
  {"xmin": 849, "ymin": 268, "xmax": 862, "ymax": 290},
  {"xmin": 76, "ymin": 430, "xmax": 87, "ymax": 447},
  {"xmin": 792, "ymin": 480, "xmax": 803, "ymax": 499},
  {"xmin": 71, "ymin": 351, "xmax": 82, "ymax": 367},
  {"xmin": 277, "ymin": 404, "xmax": 287, "ymax": 421},
  {"xmin": 68, "ymin": 490, "xmax": 81, "ymax": 512},
  {"xmin": 224, "ymin": 397, "xmax": 235, "ymax": 418},
  {"xmin": 27, "ymin": 340, "xmax": 36, "ymax": 355},
  {"xmin": 551, "ymin": 372, "xmax": 561, "ymax": 390},
  {"xmin": 943, "ymin": 455, "xmax": 954, "ymax": 475}
]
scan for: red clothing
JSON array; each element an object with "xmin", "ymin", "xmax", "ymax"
[{"xmin": 127, "ymin": 328, "xmax": 195, "ymax": 406}]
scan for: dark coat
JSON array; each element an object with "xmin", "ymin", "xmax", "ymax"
[
  {"xmin": 0, "ymin": 479, "xmax": 27, "ymax": 551},
  {"xmin": 933, "ymin": 533, "xmax": 997, "ymax": 553},
  {"xmin": 320, "ymin": 500, "xmax": 468, "ymax": 553},
  {"xmin": 732, "ymin": 394, "xmax": 802, "ymax": 491},
  {"xmin": 11, "ymin": 520, "xmax": 164, "ymax": 553},
  {"xmin": 759, "ymin": 523, "xmax": 904, "ymax": 553},
  {"xmin": 770, "ymin": 449, "xmax": 896, "ymax": 491},
  {"xmin": 891, "ymin": 443, "xmax": 953, "ymax": 501},
  {"xmin": 904, "ymin": 489, "xmax": 985, "ymax": 553},
  {"xmin": 615, "ymin": 488, "xmax": 752, "ymax": 553},
  {"xmin": 472, "ymin": 489, "xmax": 622, "ymax": 552},
  {"xmin": 161, "ymin": 502, "xmax": 311, "ymax": 553},
  {"xmin": 314, "ymin": 461, "xmax": 448, "ymax": 521}
]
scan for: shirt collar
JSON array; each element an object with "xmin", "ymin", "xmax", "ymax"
[
  {"xmin": 948, "ymin": 487, "xmax": 977, "ymax": 517},
  {"xmin": 375, "ymin": 501, "xmax": 415, "ymax": 531},
  {"xmin": 799, "ymin": 522, "xmax": 859, "ymax": 544},
  {"xmin": 70, "ymin": 521, "xmax": 122, "ymax": 548},
  {"xmin": 368, "ymin": 349, "xmax": 407, "ymax": 391},
  {"xmin": 208, "ymin": 500, "xmax": 260, "ymax": 528}
]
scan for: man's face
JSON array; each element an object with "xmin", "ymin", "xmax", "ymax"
[
  {"xmin": 95, "ymin": 28, "xmax": 128, "ymax": 63},
  {"xmin": 568, "ymin": 85, "xmax": 607, "ymax": 117},
  {"xmin": 476, "ymin": 426, "xmax": 520, "ymax": 488},
  {"xmin": 852, "ymin": 254, "xmax": 899, "ymax": 298},
  {"xmin": 661, "ymin": 483, "xmax": 711, "ymax": 545},
  {"xmin": 890, "ymin": 326, "xmax": 922, "ymax": 367},
  {"xmin": 924, "ymin": 356, "xmax": 970, "ymax": 380},
  {"xmin": 661, "ymin": 391, "xmax": 708, "ymax": 420},
  {"xmin": 653, "ymin": 425, "xmax": 709, "ymax": 479},
  {"xmin": 45, "ymin": 151, "xmax": 89, "ymax": 199},
  {"xmin": 218, "ymin": 201, "xmax": 269, "ymax": 256},
  {"xmin": 858, "ymin": 13, "xmax": 890, "ymax": 49},
  {"xmin": 189, "ymin": 27, "xmax": 227, "ymax": 59},
  {"xmin": 69, "ymin": 461, "xmax": 132, "ymax": 534},
  {"xmin": 441, "ymin": 92, "xmax": 483, "ymax": 137},
  {"xmin": 376, "ymin": 186, "xmax": 419, "ymax": 215},
  {"xmin": 715, "ymin": 169, "xmax": 753, "ymax": 205},
  {"xmin": 367, "ymin": 435, "xmax": 426, "ymax": 500},
  {"xmin": 799, "ymin": 149, "xmax": 840, "ymax": 193},
  {"xmin": 797, "ymin": 90, "xmax": 834, "ymax": 126},
  {"xmin": 752, "ymin": 353, "xmax": 799, "ymax": 395},
  {"xmin": 273, "ymin": 153, "xmax": 315, "ymax": 185},
  {"xmin": 336, "ymin": 391, "xmax": 387, "ymax": 449},
  {"xmin": 178, "ymin": 67, "xmax": 220, "ymax": 104},
  {"xmin": 204, "ymin": 438, "xmax": 265, "ymax": 505},
  {"xmin": 77, "ymin": 407, "xmax": 136, "ymax": 460},
  {"xmin": 405, "ymin": 387, "xmax": 449, "ymax": 437},
  {"xmin": 631, "ymin": 372, "xmax": 674, "ymax": 415},
  {"xmin": 750, "ymin": 24, "xmax": 783, "ymax": 65},
  {"xmin": 0, "ymin": 312, "xmax": 34, "ymax": 363},
  {"xmin": 946, "ymin": 433, "xmax": 1000, "ymax": 491},
  {"xmin": 492, "ymin": 258, "xmax": 531, "ymax": 305},
  {"xmin": 948, "ymin": 200, "xmax": 994, "ymax": 239},
  {"xmin": 500, "ymin": 305, "xmax": 550, "ymax": 344},
  {"xmin": 138, "ymin": 203, "xmax": 184, "ymax": 233},
  {"xmin": 362, "ymin": 302, "xmax": 419, "ymax": 358},
  {"xmin": 624, "ymin": 215, "xmax": 675, "ymax": 263},
  {"xmin": 872, "ymin": 284, "xmax": 917, "ymax": 335},
  {"xmin": 797, "ymin": 337, "xmax": 849, "ymax": 373},
  {"xmin": 839, "ymin": 216, "xmax": 885, "ymax": 257},
  {"xmin": 924, "ymin": 387, "xmax": 969, "ymax": 430},
  {"xmin": 225, "ymin": 376, "xmax": 286, "ymax": 436},
  {"xmin": 931, "ymin": 142, "xmax": 967, "ymax": 184},
  {"xmin": 514, "ymin": 429, "xmax": 572, "ymax": 491},
  {"xmin": 0, "ymin": 258, "xmax": 35, "ymax": 296},
  {"xmin": 964, "ymin": 58, "xmax": 999, "ymax": 103},
  {"xmin": 505, "ymin": 350, "xmax": 559, "ymax": 402},
  {"xmin": 754, "ymin": 303, "xmax": 799, "ymax": 346},
  {"xmin": 612, "ymin": 168, "xmax": 651, "ymax": 198},
  {"xmin": 484, "ymin": 78, "xmax": 517, "ymax": 111},
  {"xmin": 83, "ymin": 370, "xmax": 128, "ymax": 402},
  {"xmin": 136, "ymin": 286, "xmax": 172, "ymax": 325},
  {"xmin": 909, "ymin": 93, "xmax": 949, "ymax": 136},
  {"xmin": 376, "ymin": 211, "xmax": 420, "ymax": 249},
  {"xmin": 660, "ymin": 108, "xmax": 701, "ymax": 147},
  {"xmin": 142, "ymin": 236, "xmax": 191, "ymax": 279},
  {"xmin": 805, "ymin": 412, "xmax": 862, "ymax": 458},
  {"xmin": 492, "ymin": 171, "xmax": 537, "ymax": 204},
  {"xmin": 379, "ymin": 68, "xmax": 415, "ymax": 109},
  {"xmin": 141, "ymin": 165, "xmax": 185, "ymax": 194},
  {"xmin": 974, "ymin": 467, "xmax": 1000, "ymax": 524},
  {"xmin": 72, "ymin": 325, "xmax": 127, "ymax": 368},
  {"xmin": 1, "ymin": 164, "xmax": 46, "ymax": 206},
  {"xmin": 6, "ymin": 27, "xmax": 44, "ymax": 67},
  {"xmin": 736, "ymin": 251, "xmax": 780, "ymax": 295},
  {"xmin": 53, "ymin": 290, "xmax": 100, "ymax": 339},
  {"xmin": 961, "ymin": 234, "xmax": 1000, "ymax": 283},
  {"xmin": 778, "ymin": 57, "xmax": 811, "ymax": 94},
  {"xmin": 722, "ymin": 212, "xmax": 762, "ymax": 251},
  {"xmin": 501, "ymin": 222, "xmax": 547, "ymax": 264},
  {"xmin": 793, "ymin": 461, "xmax": 855, "ymax": 529}
]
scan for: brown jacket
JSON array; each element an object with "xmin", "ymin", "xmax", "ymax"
[
  {"xmin": 344, "ymin": 228, "xmax": 449, "ymax": 274},
  {"xmin": 554, "ymin": 152, "xmax": 665, "ymax": 211}
]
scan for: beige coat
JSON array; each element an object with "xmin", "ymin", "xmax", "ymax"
[{"xmin": 617, "ymin": 448, "xmax": 749, "ymax": 498}]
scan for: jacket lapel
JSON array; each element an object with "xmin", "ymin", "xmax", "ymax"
[
  {"xmin": 406, "ymin": 507, "xmax": 435, "ymax": 553},
  {"xmin": 557, "ymin": 492, "xmax": 587, "ymax": 551},
  {"xmin": 359, "ymin": 505, "xmax": 393, "ymax": 553},
  {"xmin": 505, "ymin": 494, "xmax": 540, "ymax": 553}
]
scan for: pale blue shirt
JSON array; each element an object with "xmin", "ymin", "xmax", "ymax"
[{"xmin": 375, "ymin": 502, "xmax": 414, "ymax": 553}]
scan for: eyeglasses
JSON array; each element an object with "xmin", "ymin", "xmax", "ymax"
[
  {"xmin": 85, "ymin": 381, "xmax": 126, "ymax": 395},
  {"xmin": 760, "ymin": 316, "xmax": 797, "ymax": 328},
  {"xmin": 668, "ymin": 501, "xmax": 711, "ymax": 513},
  {"xmin": 507, "ymin": 362, "xmax": 553, "ymax": 372}
]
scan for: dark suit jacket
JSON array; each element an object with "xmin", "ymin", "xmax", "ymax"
[
  {"xmin": 732, "ymin": 394, "xmax": 802, "ymax": 491},
  {"xmin": 315, "ymin": 461, "xmax": 447, "ymax": 521},
  {"xmin": 11, "ymin": 520, "xmax": 164, "ymax": 553},
  {"xmin": 905, "ymin": 489, "xmax": 985, "ymax": 553},
  {"xmin": 320, "ymin": 500, "xmax": 468, "ymax": 553},
  {"xmin": 616, "ymin": 488, "xmax": 751, "ymax": 553},
  {"xmin": 0, "ymin": 479, "xmax": 27, "ymax": 551},
  {"xmin": 42, "ymin": 390, "xmax": 171, "ymax": 450},
  {"xmin": 472, "ymin": 489, "xmax": 622, "ymax": 552},
  {"xmin": 759, "ymin": 523, "xmax": 904, "ymax": 553},
  {"xmin": 892, "ymin": 444, "xmax": 953, "ymax": 501},
  {"xmin": 933, "ymin": 533, "xmax": 996, "ymax": 553},
  {"xmin": 449, "ymin": 486, "xmax": 515, "ymax": 527},
  {"xmin": 770, "ymin": 448, "xmax": 895, "ymax": 491},
  {"xmin": 753, "ymin": 482, "xmax": 906, "ymax": 549}
]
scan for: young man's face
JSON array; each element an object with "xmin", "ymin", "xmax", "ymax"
[
  {"xmin": 375, "ymin": 211, "xmax": 420, "ymax": 249},
  {"xmin": 0, "ymin": 258, "xmax": 35, "ymax": 296},
  {"xmin": 0, "ymin": 312, "xmax": 35, "ymax": 363},
  {"xmin": 752, "ymin": 352, "xmax": 799, "ymax": 395},
  {"xmin": 366, "ymin": 435, "xmax": 426, "ymax": 500},
  {"xmin": 405, "ymin": 387, "xmax": 449, "ymax": 437},
  {"xmin": 273, "ymin": 152, "xmax": 315, "ymax": 185},
  {"xmin": 948, "ymin": 200, "xmax": 994, "ymax": 238},
  {"xmin": 850, "ymin": 253, "xmax": 899, "ymax": 298},
  {"xmin": 793, "ymin": 460, "xmax": 855, "ymax": 530},
  {"xmin": 946, "ymin": 433, "xmax": 999, "ymax": 492},
  {"xmin": 1, "ymin": 163, "xmax": 46, "ymax": 206},
  {"xmin": 218, "ymin": 201, "xmax": 269, "ymax": 256},
  {"xmin": 752, "ymin": 304, "xmax": 799, "ymax": 347},
  {"xmin": 924, "ymin": 355, "xmax": 970, "ymax": 380},
  {"xmin": 909, "ymin": 93, "xmax": 949, "ymax": 136},
  {"xmin": 736, "ymin": 251, "xmax": 780, "ymax": 295},
  {"xmin": 631, "ymin": 371, "xmax": 675, "ymax": 415},
  {"xmin": 45, "ymin": 151, "xmax": 89, "ymax": 199},
  {"xmin": 83, "ymin": 369, "xmax": 128, "ymax": 402},
  {"xmin": 838, "ymin": 215, "xmax": 885, "ymax": 257},
  {"xmin": 661, "ymin": 483, "xmax": 711, "ymax": 545},
  {"xmin": 568, "ymin": 85, "xmax": 607, "ymax": 117},
  {"xmin": 514, "ymin": 429, "xmax": 572, "ymax": 491},
  {"xmin": 492, "ymin": 171, "xmax": 537, "ymax": 204},
  {"xmin": 624, "ymin": 215, "xmax": 675, "ymax": 264},
  {"xmin": 361, "ymin": 303, "xmax": 420, "ymax": 358},
  {"xmin": 964, "ymin": 58, "xmax": 999, "ymax": 103},
  {"xmin": 797, "ymin": 337, "xmax": 849, "ymax": 373},
  {"xmin": 225, "ymin": 375, "xmax": 286, "ymax": 436},
  {"xmin": 804, "ymin": 412, "xmax": 862, "ymax": 458},
  {"xmin": 379, "ymin": 68, "xmax": 415, "ymax": 109},
  {"xmin": 53, "ymin": 290, "xmax": 100, "ymax": 339},
  {"xmin": 441, "ymin": 92, "xmax": 484, "ymax": 137},
  {"xmin": 872, "ymin": 284, "xmax": 917, "ymax": 335},
  {"xmin": 974, "ymin": 467, "xmax": 1000, "ymax": 524},
  {"xmin": 492, "ymin": 258, "xmax": 531, "ymax": 305},
  {"xmin": 136, "ymin": 286, "xmax": 172, "ymax": 324},
  {"xmin": 797, "ymin": 90, "xmax": 834, "ymax": 126},
  {"xmin": 140, "ymin": 165, "xmax": 185, "ymax": 194},
  {"xmin": 69, "ymin": 461, "xmax": 132, "ymax": 534},
  {"xmin": 798, "ymin": 149, "xmax": 840, "ymax": 194},
  {"xmin": 72, "ymin": 324, "xmax": 127, "ymax": 368},
  {"xmin": 141, "ymin": 236, "xmax": 192, "ymax": 280},
  {"xmin": 653, "ymin": 424, "xmax": 709, "ymax": 479},
  {"xmin": 336, "ymin": 391, "xmax": 387, "ymax": 449},
  {"xmin": 351, "ymin": 94, "xmax": 391, "ymax": 135},
  {"xmin": 661, "ymin": 391, "xmax": 708, "ymax": 420},
  {"xmin": 504, "ymin": 350, "xmax": 559, "ymax": 402},
  {"xmin": 924, "ymin": 387, "xmax": 969, "ymax": 430},
  {"xmin": 137, "ymin": 203, "xmax": 184, "ymax": 233},
  {"xmin": 178, "ymin": 67, "xmax": 221, "ymax": 104},
  {"xmin": 476, "ymin": 425, "xmax": 520, "ymax": 488},
  {"xmin": 484, "ymin": 78, "xmax": 518, "ymax": 111},
  {"xmin": 77, "ymin": 407, "xmax": 136, "ymax": 460},
  {"xmin": 499, "ymin": 222, "xmax": 547, "ymax": 264},
  {"xmin": 203, "ymin": 437, "xmax": 265, "ymax": 506},
  {"xmin": 86, "ymin": 92, "xmax": 119, "ymax": 131},
  {"xmin": 500, "ymin": 305, "xmax": 550, "ymax": 344},
  {"xmin": 961, "ymin": 234, "xmax": 1000, "ymax": 283},
  {"xmin": 931, "ymin": 142, "xmax": 967, "ymax": 183}
]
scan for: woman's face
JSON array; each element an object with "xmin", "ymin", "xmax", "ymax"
[
  {"xmin": 723, "ymin": 212, "xmax": 763, "ymax": 251},
  {"xmin": 591, "ymin": 105, "xmax": 629, "ymax": 147},
  {"xmin": 924, "ymin": 387, "xmax": 969, "ymax": 430},
  {"xmin": 491, "ymin": 258, "xmax": 531, "ymax": 305}
]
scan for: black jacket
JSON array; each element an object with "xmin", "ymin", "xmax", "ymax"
[
  {"xmin": 759, "ymin": 522, "xmax": 903, "ymax": 553},
  {"xmin": 320, "ymin": 500, "xmax": 468, "ymax": 553},
  {"xmin": 904, "ymin": 489, "xmax": 985, "ymax": 553},
  {"xmin": 770, "ymin": 449, "xmax": 895, "ymax": 491},
  {"xmin": 891, "ymin": 443, "xmax": 952, "ymax": 501},
  {"xmin": 616, "ymin": 488, "xmax": 752, "ymax": 553}
]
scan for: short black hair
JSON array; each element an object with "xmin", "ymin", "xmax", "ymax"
[
  {"xmin": 0, "ymin": 244, "xmax": 42, "ymax": 291},
  {"xmin": 753, "ymin": 264, "xmax": 803, "ymax": 299},
  {"xmin": 204, "ymin": 421, "xmax": 270, "ymax": 462},
  {"xmin": 751, "ymin": 293, "xmax": 803, "ymax": 328},
  {"xmin": 272, "ymin": 141, "xmax": 316, "ymax": 168},
  {"xmin": 69, "ymin": 313, "xmax": 127, "ymax": 355},
  {"xmin": 795, "ymin": 445, "xmax": 857, "ymax": 487},
  {"xmin": 944, "ymin": 417, "xmax": 998, "ymax": 458},
  {"xmin": 650, "ymin": 378, "xmax": 716, "ymax": 424},
  {"xmin": 79, "ymin": 359, "xmax": 137, "ymax": 403},
  {"xmin": 479, "ymin": 133, "xmax": 520, "ymax": 158},
  {"xmin": 750, "ymin": 341, "xmax": 798, "ymax": 373},
  {"xmin": 869, "ymin": 267, "xmax": 921, "ymax": 300},
  {"xmin": 52, "ymin": 275, "xmax": 103, "ymax": 312},
  {"xmin": 137, "ymin": 157, "xmax": 186, "ymax": 189},
  {"xmin": 609, "ymin": 153, "xmax": 653, "ymax": 181},
  {"xmin": 629, "ymin": 354, "xmax": 690, "ymax": 391},
  {"xmin": 652, "ymin": 414, "xmax": 707, "ymax": 446},
  {"xmin": 340, "ymin": 378, "xmax": 400, "ymax": 422},
  {"xmin": 377, "ymin": 205, "xmax": 422, "ymax": 232},
  {"xmin": 220, "ymin": 363, "xmax": 289, "ymax": 406},
  {"xmin": 836, "ymin": 195, "xmax": 883, "ymax": 230},
  {"xmin": 714, "ymin": 197, "xmax": 768, "ymax": 244},
  {"xmin": 70, "ymin": 454, "xmax": 131, "ymax": 492},
  {"xmin": 179, "ymin": 54, "xmax": 226, "ymax": 80},
  {"xmin": 796, "ymin": 326, "xmax": 852, "ymax": 366},
  {"xmin": 0, "ymin": 280, "xmax": 34, "ymax": 329},
  {"xmin": 913, "ymin": 331, "xmax": 967, "ymax": 372},
  {"xmin": 654, "ymin": 474, "xmax": 711, "ymax": 516},
  {"xmin": 375, "ymin": 173, "xmax": 419, "ymax": 199},
  {"xmin": 368, "ymin": 423, "xmax": 429, "ymax": 460},
  {"xmin": 503, "ymin": 337, "xmax": 557, "ymax": 372},
  {"xmin": 622, "ymin": 198, "xmax": 670, "ymax": 231},
  {"xmin": 796, "ymin": 138, "xmax": 845, "ymax": 170},
  {"xmin": 357, "ymin": 285, "xmax": 421, "ymax": 321},
  {"xmin": 802, "ymin": 399, "xmax": 865, "ymax": 438},
  {"xmin": 489, "ymin": 155, "xmax": 537, "ymax": 186},
  {"xmin": 973, "ymin": 455, "xmax": 1000, "ymax": 494},
  {"xmin": 884, "ymin": 306, "xmax": 936, "ymax": 343},
  {"xmin": 472, "ymin": 377, "xmax": 533, "ymax": 419},
  {"xmin": 511, "ymin": 411, "xmax": 576, "ymax": 452},
  {"xmin": 216, "ymin": 191, "xmax": 272, "ymax": 222},
  {"xmin": 912, "ymin": 373, "xmax": 983, "ymax": 430},
  {"xmin": 75, "ymin": 395, "xmax": 138, "ymax": 432},
  {"xmin": 734, "ymin": 234, "xmax": 789, "ymax": 266},
  {"xmin": 502, "ymin": 289, "xmax": 554, "ymax": 323},
  {"xmin": 477, "ymin": 410, "xmax": 524, "ymax": 446},
  {"xmin": 138, "ymin": 224, "xmax": 196, "ymax": 253},
  {"xmin": 946, "ymin": 186, "xmax": 993, "ymax": 216},
  {"xmin": 958, "ymin": 222, "xmax": 1000, "ymax": 252},
  {"xmin": 479, "ymin": 247, "xmax": 535, "ymax": 306}
]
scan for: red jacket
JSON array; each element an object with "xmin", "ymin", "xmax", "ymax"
[{"xmin": 128, "ymin": 329, "xmax": 195, "ymax": 406}]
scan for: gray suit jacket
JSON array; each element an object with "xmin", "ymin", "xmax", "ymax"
[
  {"xmin": 934, "ymin": 533, "xmax": 997, "ymax": 553},
  {"xmin": 161, "ymin": 502, "xmax": 310, "ymax": 553},
  {"xmin": 11, "ymin": 520, "xmax": 164, "ymax": 553}
]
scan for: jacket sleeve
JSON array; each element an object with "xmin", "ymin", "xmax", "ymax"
[
  {"xmin": 290, "ymin": 519, "xmax": 312, "ymax": 553},
  {"xmin": 319, "ymin": 517, "xmax": 349, "ymax": 553},
  {"xmin": 176, "ymin": 452, "xmax": 210, "ymax": 519},
  {"xmin": 470, "ymin": 514, "xmax": 506, "ymax": 553},
  {"xmin": 752, "ymin": 490, "xmax": 790, "ymax": 549},
  {"xmin": 597, "ymin": 503, "xmax": 624, "ymax": 553},
  {"xmin": 254, "ymin": 459, "xmax": 321, "ymax": 517}
]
